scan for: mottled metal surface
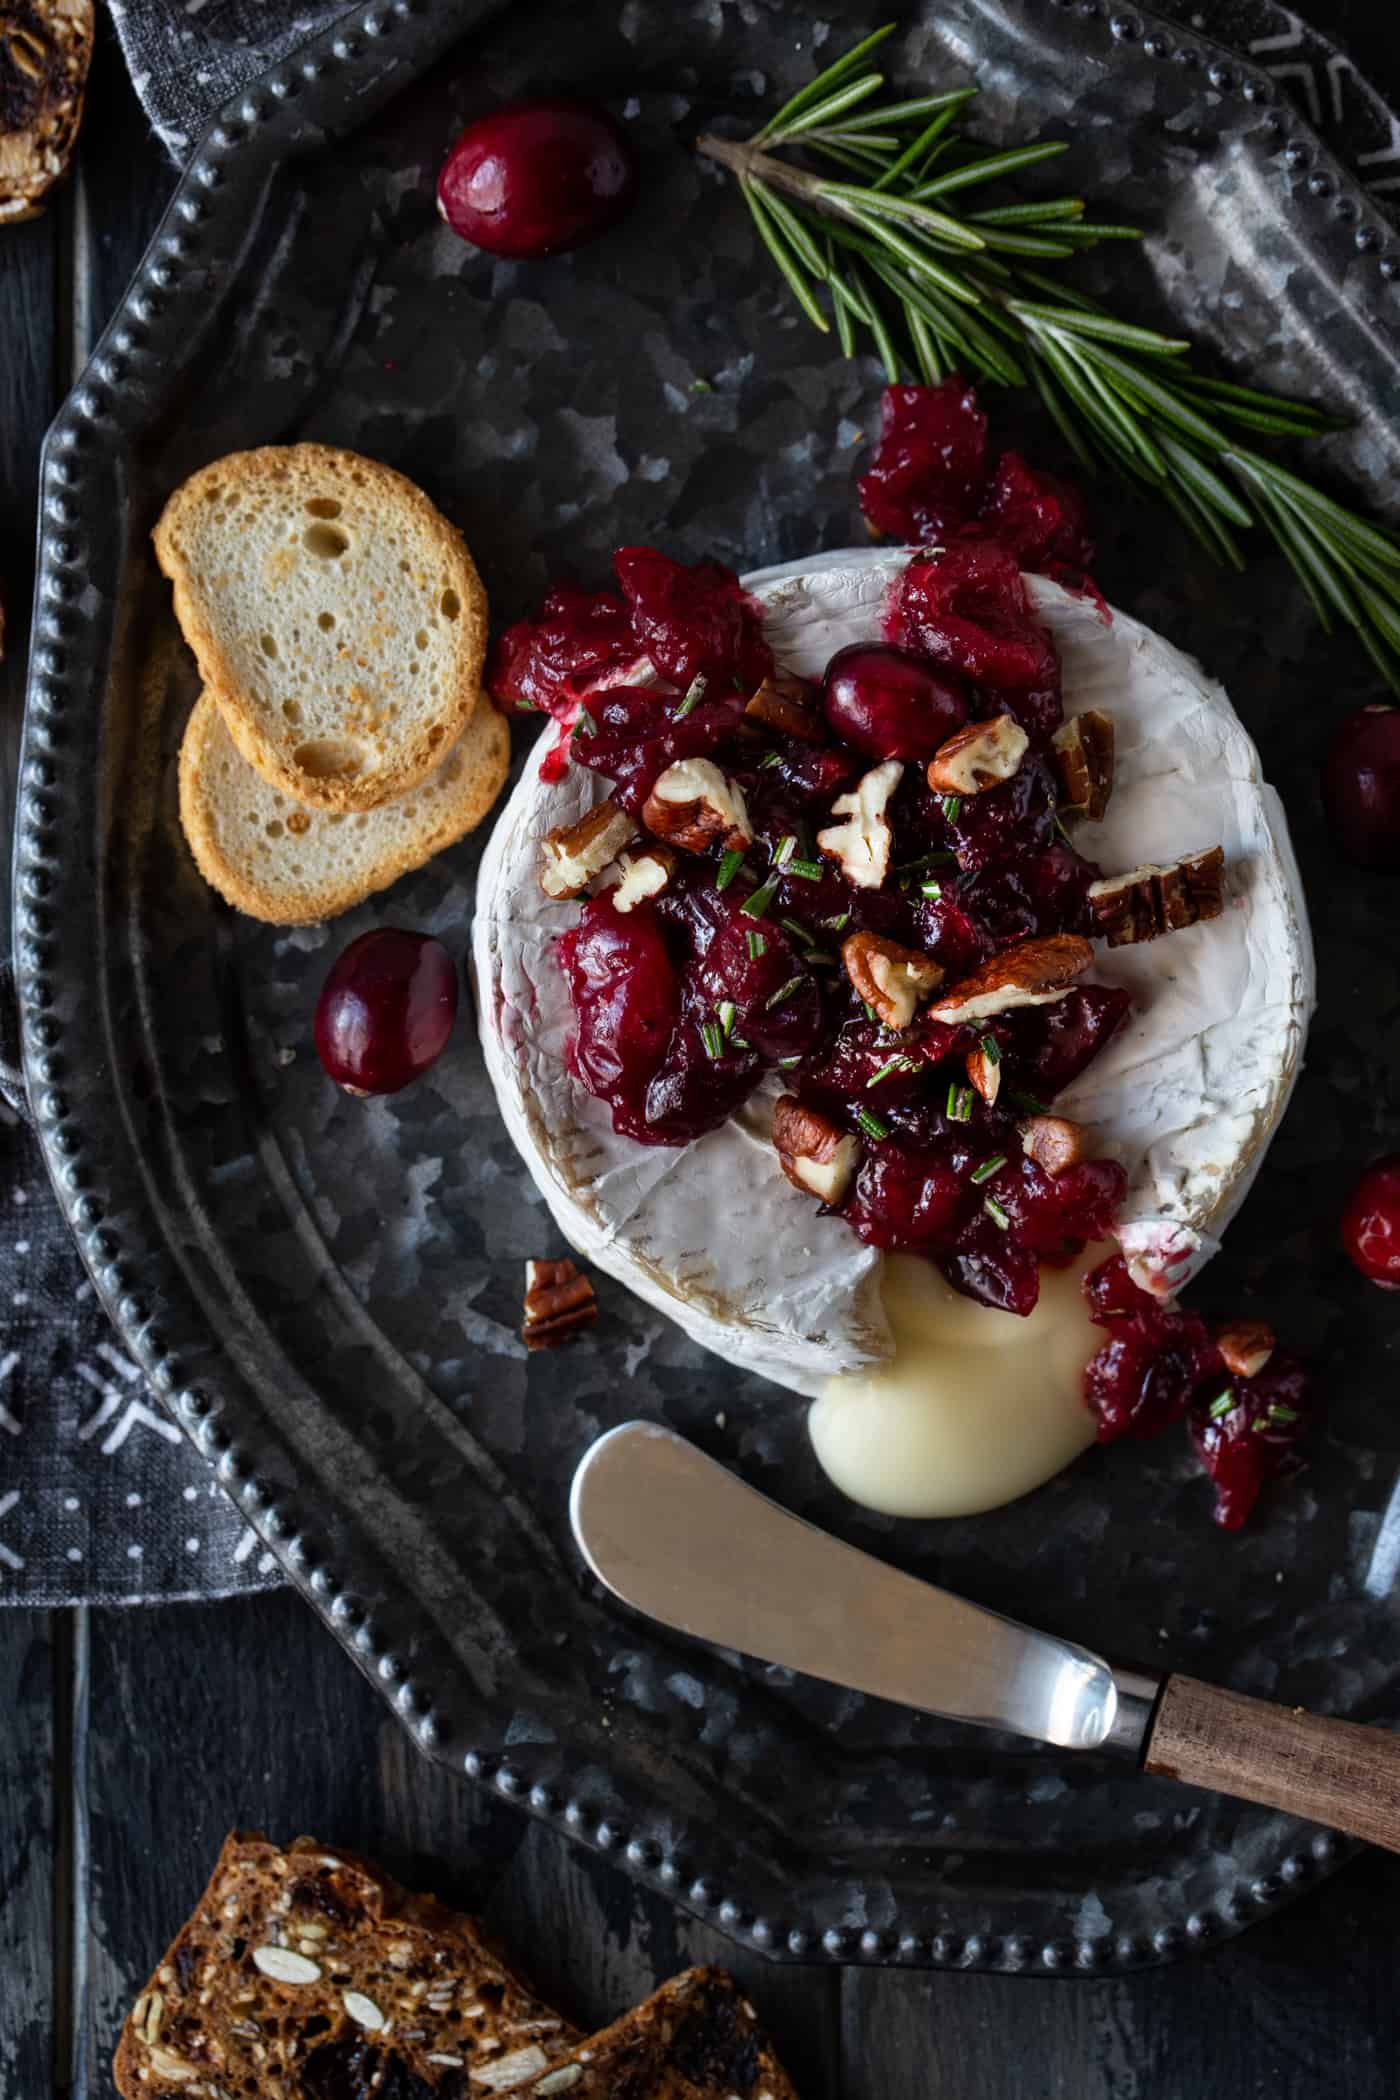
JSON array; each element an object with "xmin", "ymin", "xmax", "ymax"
[{"xmin": 15, "ymin": 0, "xmax": 1400, "ymax": 1967}]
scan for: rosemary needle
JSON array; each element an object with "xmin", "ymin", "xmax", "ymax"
[{"xmin": 697, "ymin": 27, "xmax": 1399, "ymax": 691}]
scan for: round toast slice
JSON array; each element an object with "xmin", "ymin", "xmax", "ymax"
[
  {"xmin": 153, "ymin": 444, "xmax": 488, "ymax": 812},
  {"xmin": 179, "ymin": 687, "xmax": 511, "ymax": 925}
]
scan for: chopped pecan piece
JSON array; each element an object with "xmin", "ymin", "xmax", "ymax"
[
  {"xmin": 926, "ymin": 713, "xmax": 1028, "ymax": 797},
  {"xmin": 1216, "ymin": 1320, "xmax": 1275, "ymax": 1380},
  {"xmin": 1088, "ymin": 847, "xmax": 1225, "ymax": 947},
  {"xmin": 1021, "ymin": 1114, "xmax": 1086, "ymax": 1177},
  {"xmin": 1052, "ymin": 710, "xmax": 1115, "ymax": 821},
  {"xmin": 746, "ymin": 666, "xmax": 826, "ymax": 743},
  {"xmin": 965, "ymin": 1039, "xmax": 1001, "ymax": 1107},
  {"xmin": 772, "ymin": 1095, "xmax": 861, "ymax": 1206},
  {"xmin": 929, "ymin": 934, "xmax": 1093, "ymax": 1027},
  {"xmin": 642, "ymin": 757, "xmax": 753, "ymax": 853},
  {"xmin": 539, "ymin": 801, "xmax": 638, "ymax": 900},
  {"xmin": 842, "ymin": 931, "xmax": 943, "ymax": 1031},
  {"xmin": 610, "ymin": 846, "xmax": 676, "ymax": 914},
  {"xmin": 523, "ymin": 1258, "xmax": 598, "ymax": 1350},
  {"xmin": 816, "ymin": 758, "xmax": 903, "ymax": 890}
]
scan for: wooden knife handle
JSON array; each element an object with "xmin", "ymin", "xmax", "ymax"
[{"xmin": 1144, "ymin": 1674, "xmax": 1400, "ymax": 1853}]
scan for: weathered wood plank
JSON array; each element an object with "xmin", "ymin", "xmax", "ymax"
[
  {"xmin": 841, "ymin": 1849, "xmax": 1400, "ymax": 2100},
  {"xmin": 0, "ymin": 1613, "xmax": 56, "ymax": 2098},
  {"xmin": 83, "ymin": 1586, "xmax": 840, "ymax": 2095}
]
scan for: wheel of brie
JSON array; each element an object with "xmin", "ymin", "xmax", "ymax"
[{"xmin": 474, "ymin": 548, "xmax": 1314, "ymax": 1518}]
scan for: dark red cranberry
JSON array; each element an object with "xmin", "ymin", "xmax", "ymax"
[
  {"xmin": 842, "ymin": 1141, "xmax": 966, "ymax": 1250},
  {"xmin": 796, "ymin": 1018, "xmax": 950, "ymax": 1124},
  {"xmin": 437, "ymin": 98, "xmax": 635, "ymax": 259},
  {"xmin": 488, "ymin": 582, "xmax": 636, "ymax": 721},
  {"xmin": 858, "ymin": 377, "xmax": 988, "ymax": 542},
  {"xmin": 1083, "ymin": 1252, "xmax": 1158, "ymax": 1327},
  {"xmin": 911, "ymin": 889, "xmax": 992, "ymax": 978},
  {"xmin": 959, "ymin": 842, "xmax": 1095, "ymax": 940},
  {"xmin": 996, "ymin": 1155, "xmax": 1127, "ymax": 1263},
  {"xmin": 577, "ymin": 685, "xmax": 746, "ymax": 817},
  {"xmin": 821, "ymin": 644, "xmax": 968, "ymax": 761},
  {"xmin": 692, "ymin": 904, "xmax": 823, "ymax": 1063},
  {"xmin": 614, "ymin": 546, "xmax": 772, "ymax": 692},
  {"xmin": 1079, "ymin": 1254, "xmax": 1222, "ymax": 1442},
  {"xmin": 1323, "ymin": 704, "xmax": 1400, "ymax": 870},
  {"xmin": 942, "ymin": 755, "xmax": 1059, "ymax": 876},
  {"xmin": 315, "ymin": 930, "xmax": 458, "ymax": 1095},
  {"xmin": 891, "ymin": 541, "xmax": 1063, "ymax": 729},
  {"xmin": 941, "ymin": 1208, "xmax": 1042, "ymax": 1316},
  {"xmin": 557, "ymin": 894, "xmax": 678, "ymax": 1120},
  {"xmin": 1342, "ymin": 1155, "xmax": 1400, "ymax": 1289},
  {"xmin": 1003, "ymin": 984, "xmax": 1133, "ymax": 1100},
  {"xmin": 978, "ymin": 450, "xmax": 1095, "ymax": 573},
  {"xmin": 751, "ymin": 742, "xmax": 860, "ymax": 811},
  {"xmin": 638, "ymin": 1016, "xmax": 761, "ymax": 1145},
  {"xmin": 1190, "ymin": 1353, "xmax": 1313, "ymax": 1529}
]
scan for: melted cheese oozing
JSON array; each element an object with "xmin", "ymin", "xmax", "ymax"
[{"xmin": 808, "ymin": 1249, "xmax": 1105, "ymax": 1518}]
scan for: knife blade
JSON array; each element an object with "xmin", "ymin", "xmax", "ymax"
[
  {"xmin": 570, "ymin": 1422, "xmax": 1400, "ymax": 1854},
  {"xmin": 570, "ymin": 1419, "xmax": 1157, "ymax": 1754}
]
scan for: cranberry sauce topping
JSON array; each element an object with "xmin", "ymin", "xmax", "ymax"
[
  {"xmin": 1083, "ymin": 1255, "xmax": 1316, "ymax": 1526},
  {"xmin": 1342, "ymin": 1155, "xmax": 1400, "ymax": 1289},
  {"xmin": 513, "ymin": 522, "xmax": 1136, "ymax": 1320},
  {"xmin": 858, "ymin": 375, "xmax": 1096, "ymax": 576},
  {"xmin": 1190, "ymin": 1355, "xmax": 1313, "ymax": 1530}
]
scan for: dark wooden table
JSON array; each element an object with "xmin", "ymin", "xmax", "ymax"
[{"xmin": 6, "ymin": 11, "xmax": 1400, "ymax": 2095}]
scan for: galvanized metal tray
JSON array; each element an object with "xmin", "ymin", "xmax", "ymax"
[{"xmin": 16, "ymin": 0, "xmax": 1400, "ymax": 1971}]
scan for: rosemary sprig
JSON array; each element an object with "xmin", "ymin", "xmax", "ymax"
[{"xmin": 697, "ymin": 24, "xmax": 1400, "ymax": 689}]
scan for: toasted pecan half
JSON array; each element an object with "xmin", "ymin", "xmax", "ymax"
[{"xmin": 928, "ymin": 933, "xmax": 1093, "ymax": 1026}]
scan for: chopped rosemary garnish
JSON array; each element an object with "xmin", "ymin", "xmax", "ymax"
[
  {"xmin": 773, "ymin": 834, "xmax": 797, "ymax": 867},
  {"xmin": 718, "ymin": 999, "xmax": 737, "ymax": 1039},
  {"xmin": 868, "ymin": 1054, "xmax": 917, "ymax": 1088},
  {"xmin": 778, "ymin": 1053, "xmax": 803, "ymax": 1068},
  {"xmin": 946, "ymin": 1081, "xmax": 974, "ymax": 1121},
  {"xmin": 1207, "ymin": 1389, "xmax": 1236, "ymax": 1421},
  {"xmin": 1049, "ymin": 809, "xmax": 1075, "ymax": 847},
  {"xmin": 920, "ymin": 879, "xmax": 943, "ymax": 899},
  {"xmin": 742, "ymin": 876, "xmax": 780, "ymax": 919},
  {"xmin": 701, "ymin": 27, "xmax": 1400, "ymax": 691},
  {"xmin": 941, "ymin": 794, "xmax": 962, "ymax": 823},
  {"xmin": 716, "ymin": 847, "xmax": 746, "ymax": 891},
  {"xmin": 746, "ymin": 929, "xmax": 768, "ymax": 959},
  {"xmin": 765, "ymin": 974, "xmax": 807, "ymax": 1010},
  {"xmin": 971, "ymin": 1153, "xmax": 1007, "ymax": 1184},
  {"xmin": 863, "ymin": 1001, "xmax": 881, "ymax": 1024},
  {"xmin": 699, "ymin": 1020, "xmax": 725, "ymax": 1060},
  {"xmin": 760, "ymin": 749, "xmax": 784, "ymax": 768},
  {"xmin": 787, "ymin": 857, "xmax": 825, "ymax": 880},
  {"xmin": 804, "ymin": 948, "xmax": 837, "ymax": 966},
  {"xmin": 571, "ymin": 710, "xmax": 596, "ymax": 739},
  {"xmin": 731, "ymin": 1033, "xmax": 753, "ymax": 1049},
  {"xmin": 675, "ymin": 673, "xmax": 708, "ymax": 718},
  {"xmin": 1009, "ymin": 1088, "xmax": 1050, "ymax": 1115},
  {"xmin": 1267, "ymin": 1403, "xmax": 1300, "ymax": 1427},
  {"xmin": 781, "ymin": 915, "xmax": 814, "ymax": 946},
  {"xmin": 856, "ymin": 1106, "xmax": 890, "ymax": 1140},
  {"xmin": 979, "ymin": 1033, "xmax": 1001, "ymax": 1067},
  {"xmin": 983, "ymin": 1193, "xmax": 1010, "ymax": 1230},
  {"xmin": 825, "ymin": 910, "xmax": 852, "ymax": 932}
]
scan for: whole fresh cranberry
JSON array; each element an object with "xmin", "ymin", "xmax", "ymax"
[
  {"xmin": 843, "ymin": 1140, "xmax": 966, "ymax": 1251},
  {"xmin": 821, "ymin": 643, "xmax": 968, "ymax": 761},
  {"xmin": 1342, "ymin": 1155, "xmax": 1400, "ymax": 1288},
  {"xmin": 437, "ymin": 98, "xmax": 635, "ymax": 259},
  {"xmin": 941, "ymin": 1208, "xmax": 1041, "ymax": 1316},
  {"xmin": 315, "ymin": 930, "xmax": 458, "ymax": 1094},
  {"xmin": 1323, "ymin": 704, "xmax": 1400, "ymax": 870}
]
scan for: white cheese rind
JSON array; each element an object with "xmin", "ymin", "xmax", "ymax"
[{"xmin": 473, "ymin": 549, "xmax": 1314, "ymax": 1393}]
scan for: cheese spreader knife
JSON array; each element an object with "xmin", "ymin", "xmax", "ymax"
[{"xmin": 571, "ymin": 1421, "xmax": 1400, "ymax": 1852}]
